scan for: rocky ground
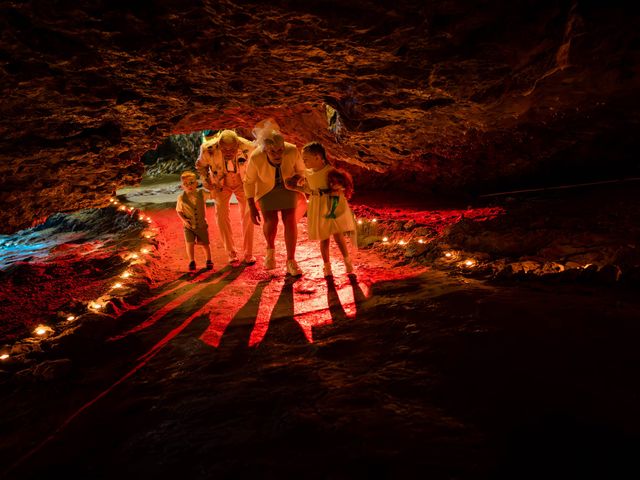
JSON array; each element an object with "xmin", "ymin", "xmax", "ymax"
[{"xmin": 1, "ymin": 182, "xmax": 639, "ymax": 479}]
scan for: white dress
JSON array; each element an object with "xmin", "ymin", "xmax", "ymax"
[{"xmin": 306, "ymin": 165, "xmax": 356, "ymax": 241}]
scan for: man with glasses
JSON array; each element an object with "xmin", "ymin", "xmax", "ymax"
[
  {"xmin": 244, "ymin": 130, "xmax": 306, "ymax": 276},
  {"xmin": 196, "ymin": 130, "xmax": 256, "ymax": 264}
]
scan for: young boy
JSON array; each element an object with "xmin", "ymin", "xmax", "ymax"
[{"xmin": 176, "ymin": 171, "xmax": 213, "ymax": 271}]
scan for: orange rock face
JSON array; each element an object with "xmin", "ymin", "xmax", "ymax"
[{"xmin": 1, "ymin": 0, "xmax": 638, "ymax": 232}]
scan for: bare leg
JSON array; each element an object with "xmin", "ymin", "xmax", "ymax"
[
  {"xmin": 262, "ymin": 210, "xmax": 279, "ymax": 249},
  {"xmin": 186, "ymin": 242, "xmax": 195, "ymax": 262},
  {"xmin": 281, "ymin": 208, "xmax": 298, "ymax": 261},
  {"xmin": 320, "ymin": 238, "xmax": 331, "ymax": 263},
  {"xmin": 202, "ymin": 243, "xmax": 212, "ymax": 262},
  {"xmin": 333, "ymin": 232, "xmax": 350, "ymax": 259},
  {"xmin": 334, "ymin": 232, "xmax": 354, "ymax": 274}
]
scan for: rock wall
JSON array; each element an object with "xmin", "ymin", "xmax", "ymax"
[{"xmin": 1, "ymin": 0, "xmax": 638, "ymax": 232}]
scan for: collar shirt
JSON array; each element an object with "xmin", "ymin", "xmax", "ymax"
[
  {"xmin": 195, "ymin": 137, "xmax": 254, "ymax": 188},
  {"xmin": 243, "ymin": 142, "xmax": 305, "ymax": 202}
]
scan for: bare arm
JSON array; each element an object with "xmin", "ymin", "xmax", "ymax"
[
  {"xmin": 195, "ymin": 149, "xmax": 214, "ymax": 191},
  {"xmin": 244, "ymin": 154, "xmax": 261, "ymax": 225},
  {"xmin": 175, "ymin": 198, "xmax": 193, "ymax": 228}
]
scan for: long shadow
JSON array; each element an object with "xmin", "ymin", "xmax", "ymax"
[
  {"xmin": 1, "ymin": 265, "xmax": 251, "ymax": 476},
  {"xmin": 349, "ymin": 273, "xmax": 368, "ymax": 306},
  {"xmin": 216, "ymin": 278, "xmax": 273, "ymax": 356},
  {"xmin": 113, "ymin": 264, "xmax": 248, "ymax": 354},
  {"xmin": 326, "ymin": 276, "xmax": 349, "ymax": 322},
  {"xmin": 31, "ymin": 263, "xmax": 250, "ymax": 412},
  {"xmin": 113, "ymin": 267, "xmax": 228, "ymax": 333},
  {"xmin": 259, "ymin": 276, "xmax": 308, "ymax": 347}
]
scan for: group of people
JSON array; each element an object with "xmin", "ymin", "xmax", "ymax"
[{"xmin": 175, "ymin": 128, "xmax": 356, "ymax": 278}]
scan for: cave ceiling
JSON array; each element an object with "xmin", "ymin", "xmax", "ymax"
[{"xmin": 0, "ymin": 0, "xmax": 638, "ymax": 232}]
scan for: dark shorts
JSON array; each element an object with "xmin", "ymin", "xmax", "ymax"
[
  {"xmin": 184, "ymin": 225, "xmax": 210, "ymax": 245},
  {"xmin": 259, "ymin": 186, "xmax": 297, "ymax": 212}
]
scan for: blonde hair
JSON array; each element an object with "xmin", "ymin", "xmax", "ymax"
[
  {"xmin": 219, "ymin": 129, "xmax": 239, "ymax": 145},
  {"xmin": 181, "ymin": 171, "xmax": 197, "ymax": 181}
]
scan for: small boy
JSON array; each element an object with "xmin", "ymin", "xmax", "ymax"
[{"xmin": 176, "ymin": 171, "xmax": 213, "ymax": 271}]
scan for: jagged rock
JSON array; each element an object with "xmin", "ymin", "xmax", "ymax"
[
  {"xmin": 403, "ymin": 220, "xmax": 416, "ymax": 231},
  {"xmin": 31, "ymin": 358, "xmax": 73, "ymax": 381},
  {"xmin": 578, "ymin": 264, "xmax": 601, "ymax": 282},
  {"xmin": 1, "ymin": 1, "xmax": 638, "ymax": 233},
  {"xmin": 508, "ymin": 261, "xmax": 541, "ymax": 274},
  {"xmin": 541, "ymin": 262, "xmax": 565, "ymax": 274},
  {"xmin": 10, "ymin": 342, "xmax": 41, "ymax": 356},
  {"xmin": 404, "ymin": 243, "xmax": 428, "ymax": 258},
  {"xmin": 71, "ymin": 312, "xmax": 118, "ymax": 339},
  {"xmin": 597, "ymin": 264, "xmax": 622, "ymax": 284}
]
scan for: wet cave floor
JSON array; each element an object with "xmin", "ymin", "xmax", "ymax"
[{"xmin": 1, "ymin": 181, "xmax": 640, "ymax": 479}]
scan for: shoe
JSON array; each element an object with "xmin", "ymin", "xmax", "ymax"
[
  {"xmin": 264, "ymin": 249, "xmax": 276, "ymax": 270},
  {"xmin": 323, "ymin": 262, "xmax": 333, "ymax": 278},
  {"xmin": 206, "ymin": 260, "xmax": 213, "ymax": 270},
  {"xmin": 228, "ymin": 251, "xmax": 238, "ymax": 263},
  {"xmin": 242, "ymin": 254, "xmax": 257, "ymax": 265},
  {"xmin": 286, "ymin": 259, "xmax": 302, "ymax": 277},
  {"xmin": 188, "ymin": 260, "xmax": 196, "ymax": 271},
  {"xmin": 344, "ymin": 256, "xmax": 354, "ymax": 274}
]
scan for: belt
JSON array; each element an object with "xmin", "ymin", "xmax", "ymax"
[{"xmin": 311, "ymin": 188, "xmax": 333, "ymax": 196}]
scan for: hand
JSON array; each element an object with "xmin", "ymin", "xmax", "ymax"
[
  {"xmin": 249, "ymin": 203, "xmax": 261, "ymax": 225},
  {"xmin": 285, "ymin": 174, "xmax": 301, "ymax": 188}
]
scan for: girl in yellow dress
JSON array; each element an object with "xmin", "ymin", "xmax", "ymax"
[{"xmin": 300, "ymin": 142, "xmax": 356, "ymax": 278}]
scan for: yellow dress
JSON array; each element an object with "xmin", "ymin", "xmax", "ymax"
[{"xmin": 305, "ymin": 165, "xmax": 356, "ymax": 241}]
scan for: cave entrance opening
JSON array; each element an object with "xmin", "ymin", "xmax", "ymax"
[{"xmin": 116, "ymin": 129, "xmax": 244, "ymax": 206}]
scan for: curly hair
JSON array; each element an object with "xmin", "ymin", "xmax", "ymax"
[{"xmin": 327, "ymin": 168, "xmax": 354, "ymax": 199}]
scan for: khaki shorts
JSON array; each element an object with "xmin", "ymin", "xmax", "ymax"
[{"xmin": 184, "ymin": 225, "xmax": 210, "ymax": 245}]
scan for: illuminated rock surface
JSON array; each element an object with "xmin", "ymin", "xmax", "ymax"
[
  {"xmin": 2, "ymin": 3, "xmax": 640, "ymax": 477},
  {"xmin": 1, "ymin": 0, "xmax": 639, "ymax": 232}
]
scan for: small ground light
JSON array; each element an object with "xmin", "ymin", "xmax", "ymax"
[
  {"xmin": 130, "ymin": 253, "xmax": 139, "ymax": 259},
  {"xmin": 34, "ymin": 326, "xmax": 50, "ymax": 336},
  {"xmin": 112, "ymin": 282, "xmax": 123, "ymax": 289},
  {"xmin": 357, "ymin": 219, "xmax": 363, "ymax": 225},
  {"xmin": 66, "ymin": 315, "xmax": 75, "ymax": 321},
  {"xmin": 382, "ymin": 236, "xmax": 389, "ymax": 242},
  {"xmin": 140, "ymin": 248, "xmax": 149, "ymax": 254},
  {"xmin": 0, "ymin": 353, "xmax": 9, "ymax": 360},
  {"xmin": 465, "ymin": 260, "xmax": 475, "ymax": 267},
  {"xmin": 398, "ymin": 240, "xmax": 406, "ymax": 245},
  {"xmin": 109, "ymin": 198, "xmax": 115, "ymax": 203},
  {"xmin": 371, "ymin": 218, "xmax": 377, "ymax": 223},
  {"xmin": 418, "ymin": 239, "xmax": 425, "ymax": 244},
  {"xmin": 445, "ymin": 252, "xmax": 453, "ymax": 258},
  {"xmin": 121, "ymin": 271, "xmax": 131, "ymax": 278},
  {"xmin": 118, "ymin": 205, "xmax": 126, "ymax": 211},
  {"xmin": 89, "ymin": 302, "xmax": 102, "ymax": 310}
]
